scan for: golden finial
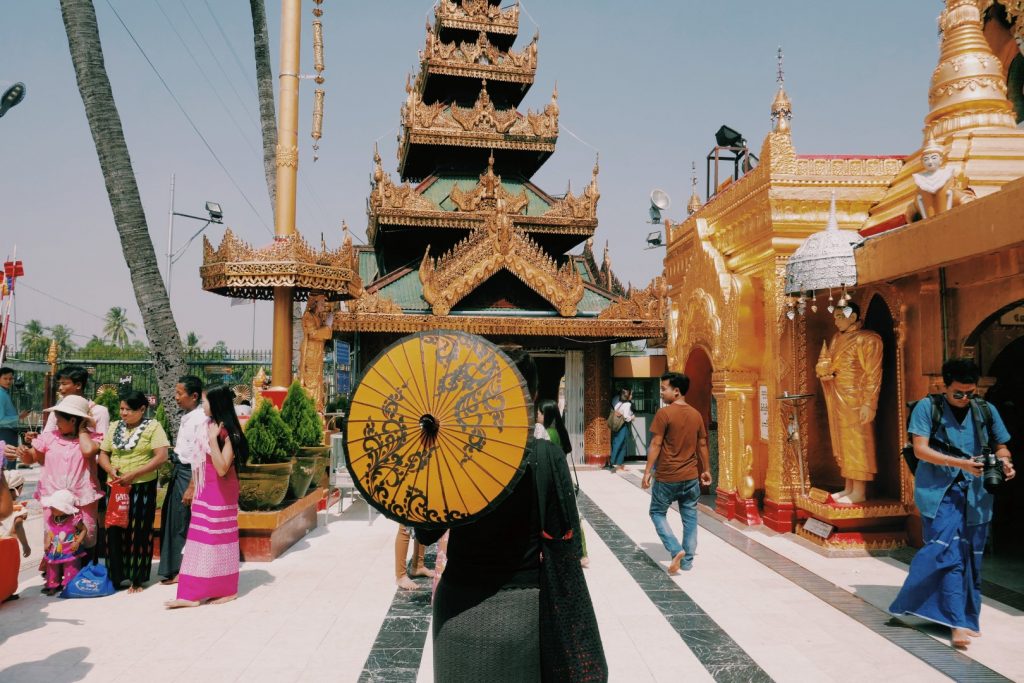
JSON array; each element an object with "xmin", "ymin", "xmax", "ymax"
[
  {"xmin": 771, "ymin": 46, "xmax": 792, "ymax": 132},
  {"xmin": 372, "ymin": 143, "xmax": 383, "ymax": 183},
  {"xmin": 592, "ymin": 153, "xmax": 599, "ymax": 179},
  {"xmin": 687, "ymin": 161, "xmax": 702, "ymax": 215},
  {"xmin": 47, "ymin": 339, "xmax": 59, "ymax": 370},
  {"xmin": 342, "ymin": 220, "xmax": 352, "ymax": 249},
  {"xmin": 925, "ymin": 0, "xmax": 1015, "ymax": 137}
]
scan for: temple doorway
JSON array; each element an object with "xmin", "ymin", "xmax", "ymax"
[
  {"xmin": 683, "ymin": 348, "xmax": 716, "ymax": 488},
  {"xmin": 968, "ymin": 300, "xmax": 1024, "ymax": 559}
]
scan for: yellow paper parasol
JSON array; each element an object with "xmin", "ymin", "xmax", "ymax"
[{"xmin": 344, "ymin": 331, "xmax": 533, "ymax": 528}]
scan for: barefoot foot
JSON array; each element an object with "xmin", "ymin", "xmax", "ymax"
[
  {"xmin": 396, "ymin": 576, "xmax": 418, "ymax": 590},
  {"xmin": 159, "ymin": 576, "xmax": 179, "ymax": 586},
  {"xmin": 164, "ymin": 599, "xmax": 201, "ymax": 609},
  {"xmin": 668, "ymin": 551, "xmax": 686, "ymax": 575},
  {"xmin": 210, "ymin": 594, "xmax": 237, "ymax": 605},
  {"xmin": 951, "ymin": 628, "xmax": 971, "ymax": 649},
  {"xmin": 127, "ymin": 585, "xmax": 145, "ymax": 594},
  {"xmin": 409, "ymin": 567, "xmax": 435, "ymax": 579}
]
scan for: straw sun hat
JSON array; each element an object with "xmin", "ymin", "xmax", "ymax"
[{"xmin": 44, "ymin": 395, "xmax": 92, "ymax": 420}]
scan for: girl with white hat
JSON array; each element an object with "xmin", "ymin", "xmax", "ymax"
[
  {"xmin": 16, "ymin": 395, "xmax": 102, "ymax": 559},
  {"xmin": 39, "ymin": 488, "xmax": 87, "ymax": 595}
]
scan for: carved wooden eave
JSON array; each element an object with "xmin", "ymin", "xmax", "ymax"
[
  {"xmin": 332, "ymin": 312, "xmax": 664, "ymax": 339},
  {"xmin": 436, "ymin": 0, "xmax": 519, "ymax": 36},
  {"xmin": 419, "ymin": 205, "xmax": 585, "ymax": 316},
  {"xmin": 200, "ymin": 228, "xmax": 363, "ymax": 301},
  {"xmin": 421, "ymin": 26, "xmax": 537, "ymax": 84},
  {"xmin": 367, "ymin": 153, "xmax": 599, "ymax": 244},
  {"xmin": 598, "ymin": 276, "xmax": 667, "ymax": 321},
  {"xmin": 399, "ymin": 82, "xmax": 557, "ymax": 157}
]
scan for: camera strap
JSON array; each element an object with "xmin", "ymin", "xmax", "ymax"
[{"xmin": 968, "ymin": 398, "xmax": 994, "ymax": 453}]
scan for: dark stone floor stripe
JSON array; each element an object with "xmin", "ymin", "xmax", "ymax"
[
  {"xmin": 889, "ymin": 546, "xmax": 1024, "ymax": 613},
  {"xmin": 577, "ymin": 492, "xmax": 772, "ymax": 682},
  {"xmin": 613, "ymin": 473, "xmax": 1010, "ymax": 682},
  {"xmin": 357, "ymin": 561, "xmax": 434, "ymax": 682}
]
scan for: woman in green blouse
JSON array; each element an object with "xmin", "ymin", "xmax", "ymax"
[{"xmin": 98, "ymin": 390, "xmax": 169, "ymax": 593}]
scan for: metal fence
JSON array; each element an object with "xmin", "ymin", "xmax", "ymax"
[{"xmin": 4, "ymin": 349, "xmax": 273, "ymax": 409}]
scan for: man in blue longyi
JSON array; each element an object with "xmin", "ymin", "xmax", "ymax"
[{"xmin": 889, "ymin": 358, "xmax": 1015, "ymax": 649}]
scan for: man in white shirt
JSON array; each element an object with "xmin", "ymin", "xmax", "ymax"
[
  {"xmin": 36, "ymin": 366, "xmax": 110, "ymax": 439},
  {"xmin": 158, "ymin": 376, "xmax": 207, "ymax": 584}
]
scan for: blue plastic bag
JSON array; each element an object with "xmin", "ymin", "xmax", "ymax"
[{"xmin": 60, "ymin": 562, "xmax": 115, "ymax": 598}]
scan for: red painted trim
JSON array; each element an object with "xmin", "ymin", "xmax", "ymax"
[{"xmin": 859, "ymin": 214, "xmax": 907, "ymax": 238}]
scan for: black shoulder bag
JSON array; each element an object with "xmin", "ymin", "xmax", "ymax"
[{"xmin": 533, "ymin": 440, "xmax": 608, "ymax": 683}]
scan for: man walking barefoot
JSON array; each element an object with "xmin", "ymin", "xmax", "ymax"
[{"xmin": 642, "ymin": 372, "xmax": 711, "ymax": 574}]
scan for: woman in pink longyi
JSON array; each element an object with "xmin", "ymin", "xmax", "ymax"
[{"xmin": 165, "ymin": 385, "xmax": 246, "ymax": 608}]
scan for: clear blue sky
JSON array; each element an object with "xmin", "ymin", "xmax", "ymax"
[{"xmin": 1, "ymin": 1, "xmax": 943, "ymax": 349}]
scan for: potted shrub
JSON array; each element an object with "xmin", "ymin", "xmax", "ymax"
[
  {"xmin": 280, "ymin": 381, "xmax": 328, "ymax": 497},
  {"xmin": 238, "ymin": 399, "xmax": 295, "ymax": 510}
]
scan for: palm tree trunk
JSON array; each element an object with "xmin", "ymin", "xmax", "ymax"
[
  {"xmin": 60, "ymin": 0, "xmax": 186, "ymax": 430},
  {"xmin": 250, "ymin": 0, "xmax": 277, "ymax": 212}
]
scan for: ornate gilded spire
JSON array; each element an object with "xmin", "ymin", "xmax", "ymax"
[
  {"xmin": 687, "ymin": 161, "xmax": 702, "ymax": 215},
  {"xmin": 925, "ymin": 0, "xmax": 1015, "ymax": 138},
  {"xmin": 771, "ymin": 46, "xmax": 792, "ymax": 132}
]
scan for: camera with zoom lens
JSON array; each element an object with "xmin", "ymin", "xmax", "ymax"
[{"xmin": 974, "ymin": 451, "xmax": 1005, "ymax": 493}]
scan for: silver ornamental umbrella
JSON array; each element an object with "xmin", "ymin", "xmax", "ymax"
[{"xmin": 784, "ymin": 193, "xmax": 863, "ymax": 295}]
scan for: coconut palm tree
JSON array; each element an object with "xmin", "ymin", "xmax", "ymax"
[
  {"xmin": 48, "ymin": 324, "xmax": 77, "ymax": 357},
  {"xmin": 250, "ymin": 0, "xmax": 277, "ymax": 211},
  {"xmin": 60, "ymin": 0, "xmax": 187, "ymax": 428},
  {"xmin": 19, "ymin": 320, "xmax": 49, "ymax": 357},
  {"xmin": 103, "ymin": 306, "xmax": 136, "ymax": 349}
]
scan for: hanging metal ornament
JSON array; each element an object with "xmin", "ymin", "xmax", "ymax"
[{"xmin": 311, "ymin": 0, "xmax": 326, "ymax": 161}]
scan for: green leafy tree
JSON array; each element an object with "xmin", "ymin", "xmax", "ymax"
[
  {"xmin": 209, "ymin": 340, "xmax": 229, "ymax": 360},
  {"xmin": 20, "ymin": 320, "xmax": 49, "ymax": 356},
  {"xmin": 281, "ymin": 381, "xmax": 323, "ymax": 447},
  {"xmin": 244, "ymin": 400, "xmax": 294, "ymax": 464},
  {"xmin": 103, "ymin": 306, "xmax": 136, "ymax": 349}
]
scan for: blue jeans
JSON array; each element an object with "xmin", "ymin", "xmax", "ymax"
[
  {"xmin": 649, "ymin": 478, "xmax": 700, "ymax": 565},
  {"xmin": 609, "ymin": 425, "xmax": 629, "ymax": 466}
]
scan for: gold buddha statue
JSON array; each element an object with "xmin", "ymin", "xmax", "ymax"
[
  {"xmin": 298, "ymin": 293, "xmax": 334, "ymax": 412},
  {"xmin": 905, "ymin": 130, "xmax": 974, "ymax": 223},
  {"xmin": 815, "ymin": 302, "xmax": 883, "ymax": 504}
]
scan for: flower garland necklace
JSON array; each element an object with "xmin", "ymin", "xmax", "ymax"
[{"xmin": 112, "ymin": 418, "xmax": 151, "ymax": 451}]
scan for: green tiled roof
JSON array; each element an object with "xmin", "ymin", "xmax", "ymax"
[
  {"xmin": 574, "ymin": 259, "xmax": 593, "ymax": 283},
  {"xmin": 579, "ymin": 287, "xmax": 614, "ymax": 314},
  {"xmin": 420, "ymin": 176, "xmax": 552, "ymax": 216},
  {"xmin": 357, "ymin": 250, "xmax": 378, "ymax": 283},
  {"xmin": 375, "ymin": 269, "xmax": 428, "ymax": 311}
]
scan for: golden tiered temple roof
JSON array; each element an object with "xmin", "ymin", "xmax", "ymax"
[
  {"xmin": 419, "ymin": 25, "xmax": 538, "ymax": 86},
  {"xmin": 435, "ymin": 0, "xmax": 519, "ymax": 37},
  {"xmin": 338, "ymin": 0, "xmax": 663, "ymax": 341}
]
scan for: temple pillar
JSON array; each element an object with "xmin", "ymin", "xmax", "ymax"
[
  {"xmin": 712, "ymin": 371, "xmax": 761, "ymax": 525},
  {"xmin": 583, "ymin": 342, "xmax": 611, "ymax": 465}
]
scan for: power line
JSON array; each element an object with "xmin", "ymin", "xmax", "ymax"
[
  {"xmin": 102, "ymin": 0, "xmax": 273, "ymax": 235},
  {"xmin": 202, "ymin": 0, "xmax": 259, "ymax": 100},
  {"xmin": 153, "ymin": 0, "xmax": 263, "ymax": 160},
  {"xmin": 18, "ymin": 282, "xmax": 106, "ymax": 322},
  {"xmin": 177, "ymin": 0, "xmax": 261, "ymax": 132}
]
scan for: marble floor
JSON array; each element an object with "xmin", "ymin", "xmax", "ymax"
[{"xmin": 2, "ymin": 468, "xmax": 1023, "ymax": 682}]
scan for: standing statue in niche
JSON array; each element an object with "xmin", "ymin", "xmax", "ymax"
[
  {"xmin": 905, "ymin": 129, "xmax": 974, "ymax": 223},
  {"xmin": 815, "ymin": 302, "xmax": 883, "ymax": 505},
  {"xmin": 298, "ymin": 293, "xmax": 334, "ymax": 412}
]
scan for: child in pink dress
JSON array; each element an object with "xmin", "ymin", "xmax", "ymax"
[
  {"xmin": 18, "ymin": 396, "xmax": 101, "ymax": 551},
  {"xmin": 40, "ymin": 489, "xmax": 88, "ymax": 595}
]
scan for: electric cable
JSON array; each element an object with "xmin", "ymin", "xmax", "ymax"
[{"xmin": 102, "ymin": 0, "xmax": 273, "ymax": 235}]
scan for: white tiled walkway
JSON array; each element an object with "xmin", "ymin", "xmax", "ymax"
[{"xmin": 2, "ymin": 469, "xmax": 1022, "ymax": 682}]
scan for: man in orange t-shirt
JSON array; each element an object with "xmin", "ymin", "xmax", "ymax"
[{"xmin": 642, "ymin": 372, "xmax": 711, "ymax": 574}]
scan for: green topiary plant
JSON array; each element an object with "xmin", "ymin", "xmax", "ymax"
[
  {"xmin": 280, "ymin": 380, "xmax": 323, "ymax": 448},
  {"xmin": 244, "ymin": 400, "xmax": 295, "ymax": 464}
]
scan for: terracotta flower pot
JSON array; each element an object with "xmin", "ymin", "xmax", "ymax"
[{"xmin": 238, "ymin": 461, "xmax": 294, "ymax": 511}]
